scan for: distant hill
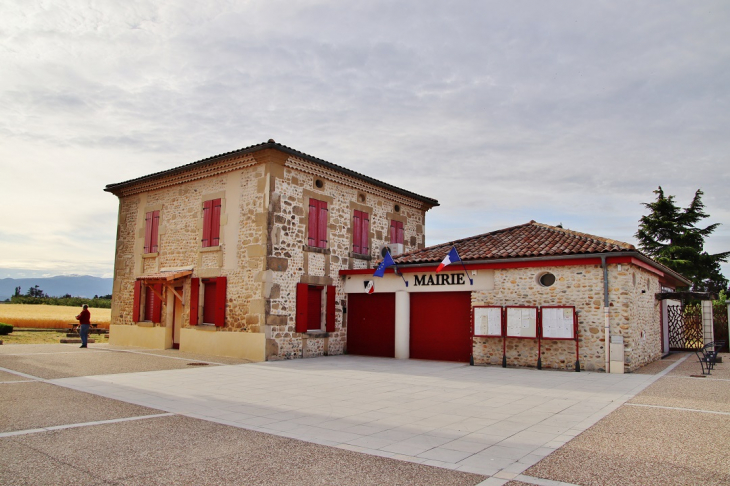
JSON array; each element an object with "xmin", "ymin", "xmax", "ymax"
[{"xmin": 0, "ymin": 275, "xmax": 113, "ymax": 301}]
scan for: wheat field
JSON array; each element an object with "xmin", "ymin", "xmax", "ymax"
[{"xmin": 0, "ymin": 304, "xmax": 111, "ymax": 329}]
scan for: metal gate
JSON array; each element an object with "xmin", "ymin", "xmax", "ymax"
[
  {"xmin": 714, "ymin": 306, "xmax": 729, "ymax": 352},
  {"xmin": 668, "ymin": 304, "xmax": 703, "ymax": 350}
]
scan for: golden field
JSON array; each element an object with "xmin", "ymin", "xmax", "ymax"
[{"xmin": 0, "ymin": 304, "xmax": 111, "ymax": 329}]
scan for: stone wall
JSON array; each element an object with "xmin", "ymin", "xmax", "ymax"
[
  {"xmin": 471, "ymin": 262, "xmax": 662, "ymax": 372},
  {"xmin": 264, "ymin": 156, "xmax": 428, "ymax": 360}
]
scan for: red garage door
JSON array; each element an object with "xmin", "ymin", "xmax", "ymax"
[
  {"xmin": 410, "ymin": 292, "xmax": 472, "ymax": 362},
  {"xmin": 347, "ymin": 293, "xmax": 395, "ymax": 358}
]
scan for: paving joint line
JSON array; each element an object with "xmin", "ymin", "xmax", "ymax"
[
  {"xmin": 625, "ymin": 403, "xmax": 730, "ymax": 416},
  {"xmin": 0, "ymin": 413, "xmax": 175, "ymax": 438}
]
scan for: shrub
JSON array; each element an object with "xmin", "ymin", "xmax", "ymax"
[{"xmin": 0, "ymin": 323, "xmax": 13, "ymax": 335}]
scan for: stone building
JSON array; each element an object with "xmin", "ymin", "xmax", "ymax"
[
  {"xmin": 105, "ymin": 140, "xmax": 438, "ymax": 361},
  {"xmin": 340, "ymin": 222, "xmax": 691, "ymax": 373}
]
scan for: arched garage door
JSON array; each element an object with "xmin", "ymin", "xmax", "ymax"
[
  {"xmin": 347, "ymin": 293, "xmax": 395, "ymax": 357},
  {"xmin": 410, "ymin": 291, "xmax": 472, "ymax": 362}
]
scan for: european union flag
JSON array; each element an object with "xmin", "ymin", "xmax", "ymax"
[{"xmin": 373, "ymin": 252, "xmax": 396, "ymax": 278}]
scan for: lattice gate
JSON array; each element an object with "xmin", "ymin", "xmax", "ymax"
[{"xmin": 667, "ymin": 304, "xmax": 703, "ymax": 350}]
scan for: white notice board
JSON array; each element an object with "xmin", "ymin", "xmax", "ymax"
[
  {"xmin": 541, "ymin": 307, "xmax": 575, "ymax": 339},
  {"xmin": 506, "ymin": 307, "xmax": 537, "ymax": 338},
  {"xmin": 474, "ymin": 306, "xmax": 502, "ymax": 337}
]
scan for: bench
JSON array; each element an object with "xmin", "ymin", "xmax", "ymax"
[{"xmin": 695, "ymin": 341, "xmax": 725, "ymax": 375}]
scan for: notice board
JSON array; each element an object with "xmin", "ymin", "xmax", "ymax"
[
  {"xmin": 473, "ymin": 306, "xmax": 502, "ymax": 337},
  {"xmin": 541, "ymin": 307, "xmax": 575, "ymax": 339},
  {"xmin": 506, "ymin": 307, "xmax": 537, "ymax": 338}
]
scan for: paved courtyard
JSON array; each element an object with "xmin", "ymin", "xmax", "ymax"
[
  {"xmin": 3, "ymin": 344, "xmax": 727, "ymax": 485},
  {"xmin": 55, "ymin": 351, "xmax": 667, "ymax": 477}
]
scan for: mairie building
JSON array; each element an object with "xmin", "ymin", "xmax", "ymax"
[{"xmin": 105, "ymin": 140, "xmax": 438, "ymax": 361}]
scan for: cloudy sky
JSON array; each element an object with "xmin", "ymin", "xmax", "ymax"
[{"xmin": 1, "ymin": 0, "xmax": 728, "ymax": 280}]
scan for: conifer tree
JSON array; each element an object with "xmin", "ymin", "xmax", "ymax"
[{"xmin": 636, "ymin": 187, "xmax": 729, "ymax": 292}]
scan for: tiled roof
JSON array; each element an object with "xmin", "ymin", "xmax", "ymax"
[
  {"xmin": 395, "ymin": 221, "xmax": 636, "ymax": 264},
  {"xmin": 105, "ymin": 140, "xmax": 439, "ymax": 207}
]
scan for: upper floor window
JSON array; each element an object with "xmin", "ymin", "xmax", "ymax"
[
  {"xmin": 308, "ymin": 199, "xmax": 328, "ymax": 248},
  {"xmin": 202, "ymin": 199, "xmax": 221, "ymax": 248},
  {"xmin": 390, "ymin": 220, "xmax": 404, "ymax": 245},
  {"xmin": 352, "ymin": 210, "xmax": 370, "ymax": 255},
  {"xmin": 144, "ymin": 210, "xmax": 160, "ymax": 253}
]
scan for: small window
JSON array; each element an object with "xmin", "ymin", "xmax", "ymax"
[
  {"xmin": 308, "ymin": 199, "xmax": 328, "ymax": 248},
  {"xmin": 390, "ymin": 220, "xmax": 404, "ymax": 244},
  {"xmin": 538, "ymin": 272, "xmax": 556, "ymax": 287},
  {"xmin": 315, "ymin": 179, "xmax": 324, "ymax": 189},
  {"xmin": 144, "ymin": 210, "xmax": 160, "ymax": 253},
  {"xmin": 202, "ymin": 199, "xmax": 221, "ymax": 248},
  {"xmin": 352, "ymin": 210, "xmax": 370, "ymax": 255}
]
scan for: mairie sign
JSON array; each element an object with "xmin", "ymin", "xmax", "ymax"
[{"xmin": 413, "ymin": 273, "xmax": 466, "ymax": 287}]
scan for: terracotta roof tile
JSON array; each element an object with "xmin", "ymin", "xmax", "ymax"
[{"xmin": 395, "ymin": 221, "xmax": 635, "ymax": 264}]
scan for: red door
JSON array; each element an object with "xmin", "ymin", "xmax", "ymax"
[
  {"xmin": 347, "ymin": 293, "xmax": 396, "ymax": 357},
  {"xmin": 410, "ymin": 292, "xmax": 472, "ymax": 362},
  {"xmin": 203, "ymin": 282, "xmax": 217, "ymax": 324}
]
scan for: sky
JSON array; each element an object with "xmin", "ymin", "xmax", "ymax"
[{"xmin": 1, "ymin": 0, "xmax": 728, "ymax": 281}]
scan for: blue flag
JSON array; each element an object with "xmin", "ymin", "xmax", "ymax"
[{"xmin": 373, "ymin": 252, "xmax": 396, "ymax": 277}]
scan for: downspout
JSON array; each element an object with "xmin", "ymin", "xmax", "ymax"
[{"xmin": 601, "ymin": 255, "xmax": 610, "ymax": 373}]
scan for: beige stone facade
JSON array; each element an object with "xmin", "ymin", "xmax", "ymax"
[
  {"xmin": 106, "ymin": 143, "xmax": 437, "ymax": 361},
  {"xmin": 472, "ymin": 262, "xmax": 664, "ymax": 372}
]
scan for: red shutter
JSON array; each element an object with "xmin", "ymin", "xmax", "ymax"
[
  {"xmin": 215, "ymin": 276, "xmax": 227, "ymax": 327},
  {"xmin": 390, "ymin": 220, "xmax": 396, "ymax": 244},
  {"xmin": 326, "ymin": 285, "xmax": 336, "ymax": 332},
  {"xmin": 151, "ymin": 284, "xmax": 163, "ymax": 323},
  {"xmin": 353, "ymin": 210, "xmax": 362, "ymax": 254},
  {"xmin": 318, "ymin": 201, "xmax": 328, "ymax": 248},
  {"xmin": 361, "ymin": 212, "xmax": 369, "ymax": 254},
  {"xmin": 151, "ymin": 210, "xmax": 160, "ymax": 253},
  {"xmin": 190, "ymin": 278, "xmax": 199, "ymax": 326},
  {"xmin": 211, "ymin": 199, "xmax": 221, "ymax": 247},
  {"xmin": 308, "ymin": 200, "xmax": 317, "ymax": 246},
  {"xmin": 144, "ymin": 212, "xmax": 153, "ymax": 253},
  {"xmin": 296, "ymin": 283, "xmax": 309, "ymax": 333},
  {"xmin": 132, "ymin": 281, "xmax": 141, "ymax": 322},
  {"xmin": 202, "ymin": 200, "xmax": 212, "ymax": 247},
  {"xmin": 396, "ymin": 221, "xmax": 404, "ymax": 244}
]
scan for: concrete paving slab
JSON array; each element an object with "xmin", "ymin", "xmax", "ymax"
[
  {"xmin": 0, "ymin": 381, "xmax": 162, "ymax": 433},
  {"xmin": 0, "ymin": 414, "xmax": 485, "ymax": 486},
  {"xmin": 52, "ymin": 355, "xmax": 668, "ymax": 476}
]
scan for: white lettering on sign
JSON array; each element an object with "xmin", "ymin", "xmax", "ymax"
[{"xmin": 413, "ymin": 273, "xmax": 466, "ymax": 287}]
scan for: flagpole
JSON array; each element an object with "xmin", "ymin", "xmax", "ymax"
[{"xmin": 393, "ymin": 265, "xmax": 409, "ymax": 287}]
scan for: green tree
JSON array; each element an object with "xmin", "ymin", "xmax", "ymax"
[{"xmin": 636, "ymin": 187, "xmax": 729, "ymax": 293}]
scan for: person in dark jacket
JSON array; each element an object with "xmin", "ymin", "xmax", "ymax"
[{"xmin": 76, "ymin": 304, "xmax": 91, "ymax": 348}]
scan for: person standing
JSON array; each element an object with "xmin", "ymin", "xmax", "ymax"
[{"xmin": 76, "ymin": 304, "xmax": 91, "ymax": 348}]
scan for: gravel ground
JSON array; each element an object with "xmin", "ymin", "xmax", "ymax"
[
  {"xmin": 0, "ymin": 382, "xmax": 161, "ymax": 432},
  {"xmin": 0, "ymin": 370, "xmax": 27, "ymax": 382},
  {"xmin": 0, "ymin": 344, "xmax": 250, "ymax": 379},
  {"xmin": 0, "ymin": 415, "xmax": 486, "ymax": 486},
  {"xmin": 668, "ymin": 352, "xmax": 730, "ymax": 379},
  {"xmin": 629, "ymin": 376, "xmax": 730, "ymax": 412},
  {"xmin": 523, "ymin": 404, "xmax": 730, "ymax": 486}
]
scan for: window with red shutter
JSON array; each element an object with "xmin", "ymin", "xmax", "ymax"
[
  {"xmin": 308, "ymin": 199, "xmax": 328, "ymax": 249},
  {"xmin": 144, "ymin": 211, "xmax": 160, "ymax": 254},
  {"xmin": 202, "ymin": 199, "xmax": 221, "ymax": 248},
  {"xmin": 352, "ymin": 210, "xmax": 370, "ymax": 255},
  {"xmin": 390, "ymin": 220, "xmax": 404, "ymax": 244}
]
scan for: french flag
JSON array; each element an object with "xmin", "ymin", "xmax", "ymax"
[{"xmin": 436, "ymin": 246, "xmax": 461, "ymax": 272}]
